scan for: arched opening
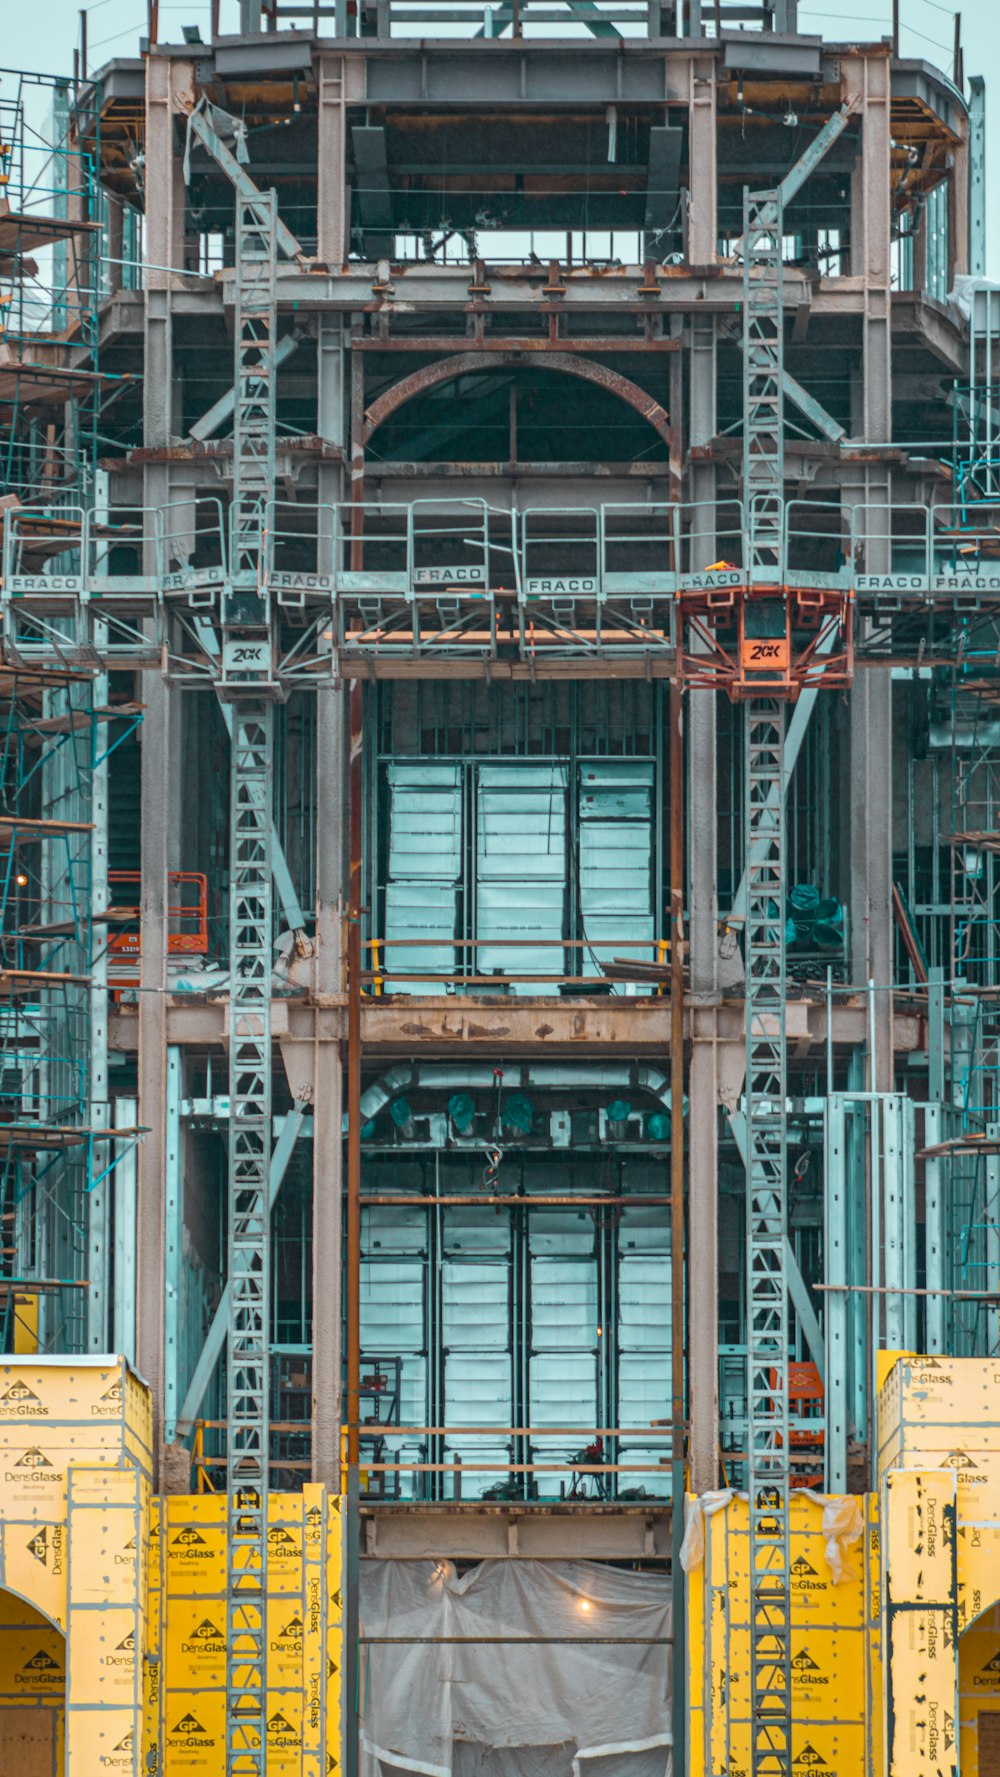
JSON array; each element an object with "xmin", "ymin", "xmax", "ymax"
[
  {"xmin": 960, "ymin": 1601, "xmax": 1000, "ymax": 1774},
  {"xmin": 361, "ymin": 352, "xmax": 672, "ymax": 466},
  {"xmin": 0, "ymin": 1586, "xmax": 65, "ymax": 1772}
]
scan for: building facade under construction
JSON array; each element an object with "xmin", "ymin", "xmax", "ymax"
[{"xmin": 0, "ymin": 0, "xmax": 997, "ymax": 1772}]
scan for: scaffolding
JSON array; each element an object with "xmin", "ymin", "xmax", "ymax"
[
  {"xmin": 0, "ymin": 667, "xmax": 98, "ymax": 1353},
  {"xmin": 0, "ymin": 69, "xmax": 104, "ymax": 506}
]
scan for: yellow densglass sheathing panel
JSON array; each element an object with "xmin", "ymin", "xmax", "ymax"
[
  {"xmin": 877, "ymin": 1355, "xmax": 1000, "ymax": 1481},
  {"xmin": 686, "ymin": 1494, "xmax": 707, "ymax": 1777},
  {"xmin": 143, "ymin": 1498, "xmax": 162, "ymax": 1777},
  {"xmin": 0, "ymin": 1358, "xmax": 150, "ymax": 1636},
  {"xmin": 327, "ymin": 1492, "xmax": 345, "ymax": 1776},
  {"xmin": 958, "ymin": 1605, "xmax": 1000, "ymax": 1777},
  {"xmin": 958, "ymin": 1522, "xmax": 1000, "ymax": 1633},
  {"xmin": 865, "ymin": 1496, "xmax": 883, "ymax": 1777},
  {"xmin": 65, "ymin": 1464, "xmax": 146, "ymax": 1777},
  {"xmin": 0, "ymin": 1588, "xmax": 66, "ymax": 1769},
  {"xmin": 882, "ymin": 1469, "xmax": 958, "ymax": 1777},
  {"xmin": 155, "ymin": 1487, "xmax": 345, "ymax": 1777},
  {"xmin": 160, "ymin": 1495, "xmax": 226, "ymax": 1777},
  {"xmin": 303, "ymin": 1484, "xmax": 326, "ymax": 1777},
  {"xmin": 685, "ymin": 1493, "xmax": 874, "ymax": 1777}
]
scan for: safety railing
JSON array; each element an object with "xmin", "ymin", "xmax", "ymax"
[
  {"xmin": 2, "ymin": 503, "xmax": 86, "ymax": 597},
  {"xmin": 264, "ymin": 498, "xmax": 336, "ymax": 609},
  {"xmin": 334, "ymin": 499, "xmax": 507, "ymax": 656},
  {"xmin": 191, "ymin": 1419, "xmax": 675, "ymax": 1502},
  {"xmin": 269, "ymin": 0, "xmax": 792, "ymax": 41},
  {"xmin": 517, "ymin": 505, "xmax": 675, "ymax": 653},
  {"xmin": 161, "ymin": 496, "xmax": 228, "ymax": 598},
  {"xmin": 851, "ymin": 500, "xmax": 1000, "ymax": 605},
  {"xmin": 6, "ymin": 497, "xmax": 1000, "ymax": 663},
  {"xmin": 86, "ymin": 505, "xmax": 162, "ymax": 595},
  {"xmin": 364, "ymin": 935, "xmax": 669, "ymax": 996},
  {"xmin": 674, "ymin": 498, "xmax": 746, "ymax": 591},
  {"xmin": 781, "ymin": 499, "xmax": 851, "ymax": 593},
  {"xmin": 106, "ymin": 872, "xmax": 209, "ymax": 972}
]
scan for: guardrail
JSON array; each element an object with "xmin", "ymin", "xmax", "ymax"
[
  {"xmin": 362, "ymin": 935, "xmax": 670, "ymax": 994},
  {"xmin": 192, "ymin": 1418, "xmax": 675, "ymax": 1501},
  {"xmin": 5, "ymin": 497, "xmax": 1000, "ymax": 662}
]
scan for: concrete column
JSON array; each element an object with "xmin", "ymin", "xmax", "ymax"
[
  {"xmin": 949, "ymin": 109, "xmax": 970, "ymax": 283},
  {"xmin": 136, "ymin": 51, "xmax": 192, "ymax": 1461},
  {"xmin": 312, "ymin": 686, "xmax": 346, "ymax": 1487},
  {"xmin": 845, "ymin": 49, "xmax": 892, "ymax": 444},
  {"xmin": 317, "ymin": 54, "xmax": 354, "ymax": 267},
  {"xmin": 106, "ymin": 197, "xmax": 124, "ymax": 296},
  {"xmin": 686, "ymin": 298, "xmax": 720, "ymax": 1494},
  {"xmin": 684, "ymin": 50, "xmax": 717, "ymax": 267},
  {"xmin": 844, "ymin": 50, "xmax": 895, "ymax": 1091}
]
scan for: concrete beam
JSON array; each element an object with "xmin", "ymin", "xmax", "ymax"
[
  {"xmin": 109, "ymin": 995, "xmax": 929, "ymax": 1057},
  {"xmin": 361, "ymin": 1503, "xmax": 672, "ymax": 1561}
]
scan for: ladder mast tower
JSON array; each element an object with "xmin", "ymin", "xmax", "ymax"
[
  {"xmin": 224, "ymin": 190, "xmax": 279, "ymax": 1777},
  {"xmin": 742, "ymin": 184, "xmax": 793, "ymax": 1777}
]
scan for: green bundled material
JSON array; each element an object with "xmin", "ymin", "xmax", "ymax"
[
  {"xmin": 501, "ymin": 1093, "xmax": 534, "ymax": 1134},
  {"xmin": 447, "ymin": 1092, "xmax": 477, "ymax": 1134}
]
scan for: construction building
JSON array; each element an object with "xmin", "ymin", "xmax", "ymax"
[{"xmin": 0, "ymin": 0, "xmax": 999, "ymax": 1771}]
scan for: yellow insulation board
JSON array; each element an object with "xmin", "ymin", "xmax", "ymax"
[
  {"xmin": 688, "ymin": 1492, "xmax": 873, "ymax": 1777},
  {"xmin": 878, "ymin": 1355, "xmax": 1000, "ymax": 1478},
  {"xmin": 0, "ymin": 1584, "xmax": 65, "ymax": 1772},
  {"xmin": 882, "ymin": 1468, "xmax": 958, "ymax": 1777},
  {"xmin": 959, "ymin": 1604, "xmax": 1000, "ymax": 1777},
  {"xmin": 152, "ymin": 1487, "xmax": 344, "ymax": 1777}
]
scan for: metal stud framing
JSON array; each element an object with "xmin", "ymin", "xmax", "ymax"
[
  {"xmin": 743, "ymin": 181, "xmax": 792, "ymax": 1777},
  {"xmin": 225, "ymin": 190, "xmax": 279, "ymax": 1777}
]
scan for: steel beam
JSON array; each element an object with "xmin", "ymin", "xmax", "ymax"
[
  {"xmin": 777, "ymin": 107, "xmax": 850, "ymax": 209},
  {"xmin": 188, "ymin": 104, "xmax": 301, "ymax": 261},
  {"xmin": 823, "ymin": 1097, "xmax": 848, "ymax": 1491},
  {"xmin": 189, "ymin": 331, "xmax": 302, "ymax": 442},
  {"xmin": 113, "ymin": 1099, "xmax": 139, "ymax": 1366}
]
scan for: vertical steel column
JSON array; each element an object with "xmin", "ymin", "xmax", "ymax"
[
  {"xmin": 743, "ymin": 181, "xmax": 791, "ymax": 1777},
  {"xmin": 669, "ymin": 680, "xmax": 687, "ymax": 1777},
  {"xmin": 969, "ymin": 75, "xmax": 986, "ymax": 279},
  {"xmin": 824, "ymin": 1098, "xmax": 848, "ymax": 1491},
  {"xmin": 164, "ymin": 1047, "xmax": 183, "ymax": 1442}
]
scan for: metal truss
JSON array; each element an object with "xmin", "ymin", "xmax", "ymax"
[
  {"xmin": 224, "ymin": 190, "xmax": 279, "ymax": 1777},
  {"xmin": 743, "ymin": 188, "xmax": 785, "ymax": 580},
  {"xmin": 225, "ymin": 700, "xmax": 273, "ymax": 1777},
  {"xmin": 232, "ymin": 196, "xmax": 279, "ymax": 584},
  {"xmin": 744, "ymin": 697, "xmax": 792, "ymax": 1777},
  {"xmin": 743, "ymin": 181, "xmax": 792, "ymax": 1777}
]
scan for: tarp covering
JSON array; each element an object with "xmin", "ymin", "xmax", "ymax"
[
  {"xmin": 680, "ymin": 1488, "xmax": 864, "ymax": 1583},
  {"xmin": 360, "ymin": 1558, "xmax": 672, "ymax": 1777}
]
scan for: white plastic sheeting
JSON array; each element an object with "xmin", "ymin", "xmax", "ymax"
[
  {"xmin": 679, "ymin": 1489, "xmax": 864, "ymax": 1583},
  {"xmin": 360, "ymin": 1559, "xmax": 672, "ymax": 1777}
]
